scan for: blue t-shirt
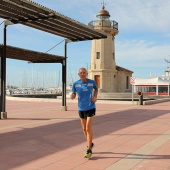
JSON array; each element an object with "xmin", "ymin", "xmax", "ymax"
[{"xmin": 72, "ymin": 79, "xmax": 98, "ymax": 111}]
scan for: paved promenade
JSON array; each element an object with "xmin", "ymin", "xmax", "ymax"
[{"xmin": 0, "ymin": 98, "xmax": 170, "ymax": 170}]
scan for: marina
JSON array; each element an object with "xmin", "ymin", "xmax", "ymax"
[{"xmin": 6, "ymin": 87, "xmax": 65, "ymax": 98}]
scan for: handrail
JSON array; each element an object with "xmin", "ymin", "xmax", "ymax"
[{"xmin": 88, "ymin": 20, "xmax": 118, "ymax": 30}]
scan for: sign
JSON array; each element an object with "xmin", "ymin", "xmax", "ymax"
[{"xmin": 130, "ymin": 77, "xmax": 135, "ymax": 85}]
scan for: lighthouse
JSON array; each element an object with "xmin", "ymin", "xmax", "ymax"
[{"xmin": 88, "ymin": 4, "xmax": 119, "ymax": 92}]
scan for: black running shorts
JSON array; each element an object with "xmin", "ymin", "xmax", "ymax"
[{"xmin": 79, "ymin": 108, "xmax": 96, "ymax": 119}]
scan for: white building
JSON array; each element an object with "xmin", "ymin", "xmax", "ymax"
[{"xmin": 134, "ymin": 66, "xmax": 170, "ymax": 96}]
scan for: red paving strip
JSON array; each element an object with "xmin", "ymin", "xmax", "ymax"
[{"xmin": 0, "ymin": 99, "xmax": 170, "ymax": 170}]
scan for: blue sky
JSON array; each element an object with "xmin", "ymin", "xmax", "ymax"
[{"xmin": 0, "ymin": 0, "xmax": 170, "ymax": 88}]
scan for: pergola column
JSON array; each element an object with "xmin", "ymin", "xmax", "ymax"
[{"xmin": 0, "ymin": 24, "xmax": 7, "ymax": 119}]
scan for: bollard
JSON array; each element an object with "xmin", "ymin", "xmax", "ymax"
[{"xmin": 137, "ymin": 91, "xmax": 143, "ymax": 105}]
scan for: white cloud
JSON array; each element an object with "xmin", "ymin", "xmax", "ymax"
[
  {"xmin": 163, "ymin": 33, "xmax": 170, "ymax": 38},
  {"xmin": 116, "ymin": 39, "xmax": 170, "ymax": 61},
  {"xmin": 107, "ymin": 0, "xmax": 170, "ymax": 32},
  {"xmin": 116, "ymin": 39, "xmax": 170, "ymax": 77}
]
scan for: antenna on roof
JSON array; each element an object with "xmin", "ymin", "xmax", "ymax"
[
  {"xmin": 101, "ymin": 1, "xmax": 106, "ymax": 8},
  {"xmin": 164, "ymin": 57, "xmax": 170, "ymax": 67}
]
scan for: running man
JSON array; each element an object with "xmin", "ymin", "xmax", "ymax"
[{"xmin": 70, "ymin": 67, "xmax": 98, "ymax": 158}]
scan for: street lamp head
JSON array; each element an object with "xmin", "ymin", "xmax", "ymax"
[{"xmin": 4, "ymin": 20, "xmax": 14, "ymax": 26}]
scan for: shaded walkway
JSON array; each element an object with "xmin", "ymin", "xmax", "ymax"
[{"xmin": 0, "ymin": 100, "xmax": 170, "ymax": 169}]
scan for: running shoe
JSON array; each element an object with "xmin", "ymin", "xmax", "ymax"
[{"xmin": 84, "ymin": 149, "xmax": 92, "ymax": 158}]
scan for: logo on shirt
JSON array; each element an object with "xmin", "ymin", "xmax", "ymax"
[
  {"xmin": 88, "ymin": 83, "xmax": 93, "ymax": 86},
  {"xmin": 82, "ymin": 84, "xmax": 88, "ymax": 91},
  {"xmin": 75, "ymin": 84, "xmax": 81, "ymax": 87}
]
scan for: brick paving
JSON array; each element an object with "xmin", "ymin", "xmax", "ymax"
[{"xmin": 0, "ymin": 98, "xmax": 170, "ymax": 170}]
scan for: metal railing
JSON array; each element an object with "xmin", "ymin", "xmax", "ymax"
[{"xmin": 88, "ymin": 20, "xmax": 118, "ymax": 30}]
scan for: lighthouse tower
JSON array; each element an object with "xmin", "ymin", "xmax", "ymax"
[{"xmin": 88, "ymin": 4, "xmax": 119, "ymax": 92}]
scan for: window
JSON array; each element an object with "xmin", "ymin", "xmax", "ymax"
[
  {"xmin": 96, "ymin": 52, "xmax": 100, "ymax": 59},
  {"xmin": 158, "ymin": 86, "xmax": 167, "ymax": 93},
  {"xmin": 126, "ymin": 76, "xmax": 129, "ymax": 89}
]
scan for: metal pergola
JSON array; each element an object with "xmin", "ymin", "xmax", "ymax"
[{"xmin": 0, "ymin": 0, "xmax": 107, "ymax": 118}]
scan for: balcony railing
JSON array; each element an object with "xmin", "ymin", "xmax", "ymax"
[{"xmin": 88, "ymin": 20, "xmax": 118, "ymax": 30}]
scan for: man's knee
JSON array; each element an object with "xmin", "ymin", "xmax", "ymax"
[
  {"xmin": 82, "ymin": 126, "xmax": 86, "ymax": 132},
  {"xmin": 86, "ymin": 127, "xmax": 92, "ymax": 133}
]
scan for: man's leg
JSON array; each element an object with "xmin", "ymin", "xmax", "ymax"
[
  {"xmin": 86, "ymin": 116, "xmax": 93, "ymax": 150},
  {"xmin": 80, "ymin": 117, "xmax": 93, "ymax": 149},
  {"xmin": 80, "ymin": 118, "xmax": 87, "ymax": 139},
  {"xmin": 80, "ymin": 116, "xmax": 94, "ymax": 158}
]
